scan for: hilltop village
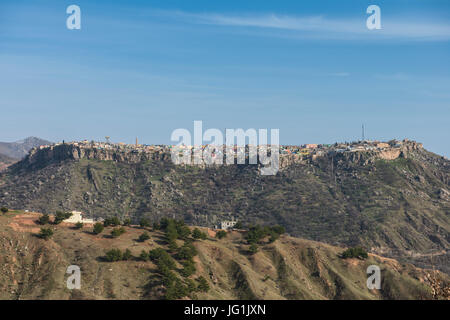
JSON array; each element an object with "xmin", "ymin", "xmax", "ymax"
[{"xmin": 31, "ymin": 138, "xmax": 423, "ymax": 165}]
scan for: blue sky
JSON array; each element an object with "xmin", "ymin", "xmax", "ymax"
[{"xmin": 0, "ymin": 0, "xmax": 449, "ymax": 156}]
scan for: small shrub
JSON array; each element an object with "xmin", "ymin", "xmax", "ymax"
[
  {"xmin": 180, "ymin": 259, "xmax": 196, "ymax": 277},
  {"xmin": 53, "ymin": 211, "xmax": 72, "ymax": 225},
  {"xmin": 249, "ymin": 243, "xmax": 258, "ymax": 254},
  {"xmin": 111, "ymin": 227, "xmax": 126, "ymax": 238},
  {"xmin": 0, "ymin": 207, "xmax": 8, "ymax": 214},
  {"xmin": 93, "ymin": 222, "xmax": 104, "ymax": 234},
  {"xmin": 39, "ymin": 227, "xmax": 54, "ymax": 240},
  {"xmin": 196, "ymin": 276, "xmax": 210, "ymax": 292},
  {"xmin": 122, "ymin": 249, "xmax": 132, "ymax": 261},
  {"xmin": 341, "ymin": 247, "xmax": 368, "ymax": 260},
  {"xmin": 38, "ymin": 213, "xmax": 50, "ymax": 225},
  {"xmin": 215, "ymin": 230, "xmax": 227, "ymax": 239},
  {"xmin": 138, "ymin": 232, "xmax": 150, "ymax": 242},
  {"xmin": 122, "ymin": 218, "xmax": 131, "ymax": 226},
  {"xmin": 105, "ymin": 248, "xmax": 122, "ymax": 262},
  {"xmin": 192, "ymin": 228, "xmax": 207, "ymax": 240},
  {"xmin": 104, "ymin": 216, "xmax": 121, "ymax": 227}
]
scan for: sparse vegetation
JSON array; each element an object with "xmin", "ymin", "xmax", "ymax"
[
  {"xmin": 138, "ymin": 232, "xmax": 150, "ymax": 242},
  {"xmin": 38, "ymin": 227, "xmax": 54, "ymax": 240},
  {"xmin": 111, "ymin": 227, "xmax": 126, "ymax": 238},
  {"xmin": 53, "ymin": 211, "xmax": 72, "ymax": 225},
  {"xmin": 248, "ymin": 243, "xmax": 258, "ymax": 254},
  {"xmin": 104, "ymin": 216, "xmax": 121, "ymax": 227},
  {"xmin": 215, "ymin": 230, "xmax": 227, "ymax": 239},
  {"xmin": 37, "ymin": 213, "xmax": 50, "ymax": 225},
  {"xmin": 246, "ymin": 224, "xmax": 285, "ymax": 244},
  {"xmin": 196, "ymin": 276, "xmax": 210, "ymax": 292},
  {"xmin": 122, "ymin": 248, "xmax": 132, "ymax": 261},
  {"xmin": 192, "ymin": 228, "xmax": 207, "ymax": 240},
  {"xmin": 139, "ymin": 250, "xmax": 149, "ymax": 261},
  {"xmin": 341, "ymin": 247, "xmax": 369, "ymax": 260},
  {"xmin": 0, "ymin": 210, "xmax": 442, "ymax": 300},
  {"xmin": 93, "ymin": 222, "xmax": 104, "ymax": 234},
  {"xmin": 105, "ymin": 248, "xmax": 123, "ymax": 262}
]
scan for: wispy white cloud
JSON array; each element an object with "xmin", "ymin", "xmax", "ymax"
[{"xmin": 153, "ymin": 10, "xmax": 450, "ymax": 41}]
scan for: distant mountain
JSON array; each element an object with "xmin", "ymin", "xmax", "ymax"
[
  {"xmin": 0, "ymin": 137, "xmax": 52, "ymax": 159},
  {"xmin": 0, "ymin": 153, "xmax": 16, "ymax": 172}
]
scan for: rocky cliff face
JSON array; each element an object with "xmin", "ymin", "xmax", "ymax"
[
  {"xmin": 20, "ymin": 140, "xmax": 424, "ymax": 171},
  {"xmin": 22, "ymin": 144, "xmax": 172, "ymax": 169}
]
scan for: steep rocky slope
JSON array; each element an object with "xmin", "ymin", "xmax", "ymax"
[{"xmin": 0, "ymin": 210, "xmax": 448, "ymax": 300}]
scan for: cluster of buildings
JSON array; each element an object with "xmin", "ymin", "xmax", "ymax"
[{"xmin": 35, "ymin": 138, "xmax": 417, "ymax": 163}]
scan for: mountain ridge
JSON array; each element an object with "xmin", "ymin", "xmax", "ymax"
[
  {"xmin": 0, "ymin": 139, "xmax": 448, "ymax": 274},
  {"xmin": 0, "ymin": 137, "xmax": 52, "ymax": 160}
]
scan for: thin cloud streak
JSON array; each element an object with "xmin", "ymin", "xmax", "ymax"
[{"xmin": 155, "ymin": 10, "xmax": 450, "ymax": 41}]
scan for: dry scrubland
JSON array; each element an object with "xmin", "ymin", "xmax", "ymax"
[{"xmin": 0, "ymin": 210, "xmax": 448, "ymax": 300}]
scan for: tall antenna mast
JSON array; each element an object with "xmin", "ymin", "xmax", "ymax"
[{"xmin": 362, "ymin": 124, "xmax": 365, "ymax": 141}]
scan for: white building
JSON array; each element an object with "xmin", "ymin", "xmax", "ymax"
[
  {"xmin": 63, "ymin": 211, "xmax": 94, "ymax": 224},
  {"xmin": 220, "ymin": 219, "xmax": 237, "ymax": 230}
]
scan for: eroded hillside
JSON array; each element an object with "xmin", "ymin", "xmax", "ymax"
[{"xmin": 0, "ymin": 211, "xmax": 448, "ymax": 300}]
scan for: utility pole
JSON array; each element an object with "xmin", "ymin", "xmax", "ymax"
[{"xmin": 362, "ymin": 124, "xmax": 365, "ymax": 141}]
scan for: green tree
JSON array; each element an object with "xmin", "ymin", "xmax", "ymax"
[
  {"xmin": 192, "ymin": 228, "xmax": 207, "ymax": 240},
  {"xmin": 105, "ymin": 248, "xmax": 122, "ymax": 262},
  {"xmin": 38, "ymin": 213, "xmax": 50, "ymax": 225},
  {"xmin": 111, "ymin": 227, "xmax": 126, "ymax": 238},
  {"xmin": 215, "ymin": 230, "xmax": 227, "ymax": 239},
  {"xmin": 180, "ymin": 258, "xmax": 196, "ymax": 277},
  {"xmin": 249, "ymin": 243, "xmax": 258, "ymax": 254},
  {"xmin": 168, "ymin": 238, "xmax": 178, "ymax": 252},
  {"xmin": 341, "ymin": 247, "xmax": 368, "ymax": 259},
  {"xmin": 104, "ymin": 216, "xmax": 121, "ymax": 227},
  {"xmin": 196, "ymin": 276, "xmax": 210, "ymax": 292},
  {"xmin": 53, "ymin": 211, "xmax": 72, "ymax": 225},
  {"xmin": 149, "ymin": 248, "xmax": 176, "ymax": 270},
  {"xmin": 93, "ymin": 222, "xmax": 104, "ymax": 234},
  {"xmin": 39, "ymin": 227, "xmax": 54, "ymax": 240},
  {"xmin": 122, "ymin": 249, "xmax": 132, "ymax": 261}
]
